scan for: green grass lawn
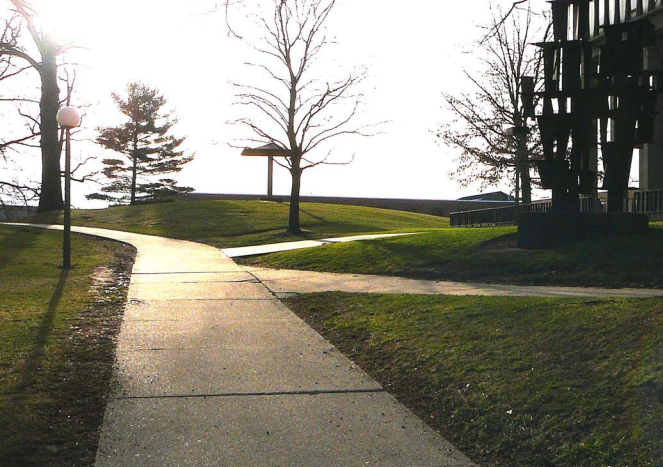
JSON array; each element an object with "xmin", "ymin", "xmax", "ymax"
[
  {"xmin": 27, "ymin": 200, "xmax": 449, "ymax": 248},
  {"xmin": 243, "ymin": 225, "xmax": 663, "ymax": 288},
  {"xmin": 0, "ymin": 225, "xmax": 135, "ymax": 466},
  {"xmin": 285, "ymin": 293, "xmax": 663, "ymax": 467}
]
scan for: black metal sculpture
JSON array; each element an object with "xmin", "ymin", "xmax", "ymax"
[{"xmin": 524, "ymin": 0, "xmax": 662, "ymax": 213}]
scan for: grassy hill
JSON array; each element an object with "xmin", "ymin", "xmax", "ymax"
[{"xmin": 28, "ymin": 200, "xmax": 449, "ymax": 248}]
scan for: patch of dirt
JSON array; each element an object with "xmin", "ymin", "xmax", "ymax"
[
  {"xmin": 90, "ymin": 265, "xmax": 114, "ymax": 288},
  {"xmin": 31, "ymin": 244, "xmax": 136, "ymax": 467}
]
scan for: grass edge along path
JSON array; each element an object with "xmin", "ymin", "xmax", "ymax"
[
  {"xmin": 242, "ymin": 225, "xmax": 663, "ymax": 289},
  {"xmin": 0, "ymin": 225, "xmax": 136, "ymax": 467},
  {"xmin": 284, "ymin": 292, "xmax": 663, "ymax": 467}
]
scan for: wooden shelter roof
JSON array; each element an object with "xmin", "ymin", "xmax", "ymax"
[{"xmin": 241, "ymin": 143, "xmax": 291, "ymax": 157}]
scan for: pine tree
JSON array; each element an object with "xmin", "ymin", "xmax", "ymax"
[{"xmin": 88, "ymin": 82, "xmax": 193, "ymax": 204}]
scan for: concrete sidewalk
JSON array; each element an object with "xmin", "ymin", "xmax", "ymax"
[
  {"xmin": 7, "ymin": 224, "xmax": 475, "ymax": 467},
  {"xmin": 243, "ymin": 267, "xmax": 663, "ymax": 299},
  {"xmin": 221, "ymin": 232, "xmax": 418, "ymax": 258}
]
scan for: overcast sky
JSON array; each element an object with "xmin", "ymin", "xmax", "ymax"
[{"xmin": 2, "ymin": 0, "xmax": 549, "ymax": 206}]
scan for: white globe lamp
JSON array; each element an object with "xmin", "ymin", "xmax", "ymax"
[{"xmin": 57, "ymin": 106, "xmax": 82, "ymax": 129}]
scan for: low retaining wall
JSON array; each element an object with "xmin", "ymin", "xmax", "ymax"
[
  {"xmin": 0, "ymin": 205, "xmax": 37, "ymax": 221},
  {"xmin": 518, "ymin": 212, "xmax": 650, "ymax": 249}
]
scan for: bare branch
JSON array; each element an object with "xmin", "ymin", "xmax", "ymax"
[
  {"xmin": 478, "ymin": 0, "xmax": 528, "ymax": 45},
  {"xmin": 0, "ymin": 97, "xmax": 38, "ymax": 103},
  {"xmin": 0, "ymin": 43, "xmax": 40, "ymax": 70},
  {"xmin": 17, "ymin": 108, "xmax": 39, "ymax": 127},
  {"xmin": 0, "ymin": 64, "xmax": 31, "ymax": 81},
  {"xmin": 223, "ymin": 0, "xmax": 243, "ymax": 39},
  {"xmin": 301, "ymin": 150, "xmax": 354, "ymax": 170},
  {"xmin": 0, "ymin": 133, "xmax": 40, "ymax": 150}
]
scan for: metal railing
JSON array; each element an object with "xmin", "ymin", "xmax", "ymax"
[
  {"xmin": 632, "ymin": 189, "xmax": 663, "ymax": 214},
  {"xmin": 450, "ymin": 189, "xmax": 663, "ymax": 227},
  {"xmin": 450, "ymin": 200, "xmax": 554, "ymax": 228}
]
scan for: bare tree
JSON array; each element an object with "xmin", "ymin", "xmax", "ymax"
[
  {"xmin": 0, "ymin": 12, "xmax": 88, "ymax": 215},
  {"xmin": 0, "ymin": 13, "xmax": 39, "ymax": 211},
  {"xmin": 231, "ymin": 0, "xmax": 369, "ymax": 233},
  {"xmin": 0, "ymin": 14, "xmax": 38, "ymax": 152},
  {"xmin": 438, "ymin": 2, "xmax": 548, "ymax": 204},
  {"xmin": 0, "ymin": 0, "xmax": 69, "ymax": 212}
]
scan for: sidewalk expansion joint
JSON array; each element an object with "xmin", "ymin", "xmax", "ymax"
[
  {"xmin": 111, "ymin": 388, "xmax": 386, "ymax": 401},
  {"xmin": 127, "ymin": 298, "xmax": 281, "ymax": 302},
  {"xmin": 175, "ymin": 279, "xmax": 259, "ymax": 284},
  {"xmin": 132, "ymin": 271, "xmax": 246, "ymax": 275},
  {"xmin": 241, "ymin": 267, "xmax": 282, "ymax": 300},
  {"xmin": 118, "ymin": 345, "xmax": 321, "ymax": 352}
]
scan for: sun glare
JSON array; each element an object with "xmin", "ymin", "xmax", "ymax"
[
  {"xmin": 27, "ymin": 0, "xmax": 83, "ymax": 43},
  {"xmin": 24, "ymin": 0, "xmax": 191, "ymax": 57},
  {"xmin": 27, "ymin": 0, "xmax": 129, "ymax": 49}
]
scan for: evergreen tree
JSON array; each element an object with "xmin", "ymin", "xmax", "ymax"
[{"xmin": 88, "ymin": 82, "xmax": 193, "ymax": 204}]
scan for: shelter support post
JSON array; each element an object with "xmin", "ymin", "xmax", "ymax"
[{"xmin": 268, "ymin": 156, "xmax": 274, "ymax": 199}]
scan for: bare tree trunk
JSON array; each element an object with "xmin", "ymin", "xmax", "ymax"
[
  {"xmin": 287, "ymin": 59, "xmax": 300, "ymax": 232},
  {"xmin": 289, "ymin": 167, "xmax": 302, "ymax": 233},
  {"xmin": 131, "ymin": 157, "xmax": 138, "ymax": 204},
  {"xmin": 131, "ymin": 127, "xmax": 138, "ymax": 204},
  {"xmin": 37, "ymin": 39, "xmax": 62, "ymax": 212}
]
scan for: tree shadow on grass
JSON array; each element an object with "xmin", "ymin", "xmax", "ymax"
[
  {"xmin": 298, "ymin": 206, "xmax": 394, "ymax": 234},
  {"xmin": 0, "ymin": 269, "xmax": 69, "ymax": 465},
  {"xmin": 16, "ymin": 269, "xmax": 69, "ymax": 392},
  {"xmin": 0, "ymin": 226, "xmax": 40, "ymax": 272},
  {"xmin": 298, "ymin": 206, "xmax": 333, "ymax": 227}
]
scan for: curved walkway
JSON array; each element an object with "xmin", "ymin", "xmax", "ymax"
[
  {"xmin": 242, "ymin": 266, "xmax": 663, "ymax": 299},
  {"xmin": 7, "ymin": 224, "xmax": 476, "ymax": 467}
]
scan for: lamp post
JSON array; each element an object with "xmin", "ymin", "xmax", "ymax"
[{"xmin": 56, "ymin": 106, "xmax": 81, "ymax": 269}]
